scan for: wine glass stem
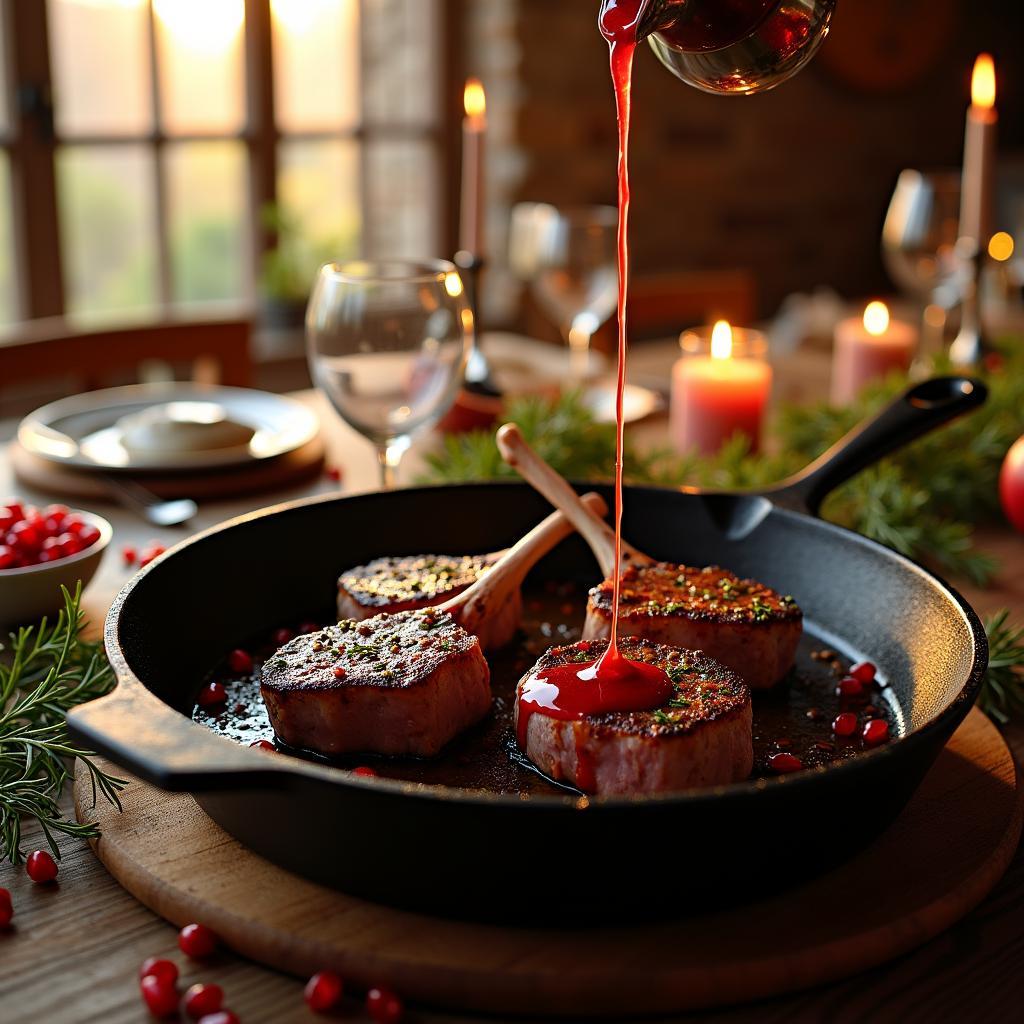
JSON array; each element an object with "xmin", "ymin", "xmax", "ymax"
[
  {"xmin": 567, "ymin": 324, "xmax": 592, "ymax": 386},
  {"xmin": 377, "ymin": 442, "xmax": 405, "ymax": 490}
]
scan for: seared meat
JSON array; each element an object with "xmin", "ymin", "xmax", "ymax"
[
  {"xmin": 261, "ymin": 608, "xmax": 490, "ymax": 758},
  {"xmin": 337, "ymin": 552, "xmax": 500, "ymax": 619},
  {"xmin": 496, "ymin": 422, "xmax": 802, "ymax": 688},
  {"xmin": 584, "ymin": 564, "xmax": 802, "ymax": 689},
  {"xmin": 515, "ymin": 637, "xmax": 752, "ymax": 795}
]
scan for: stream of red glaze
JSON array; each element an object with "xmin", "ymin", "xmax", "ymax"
[{"xmin": 516, "ymin": 1, "xmax": 674, "ymax": 780}]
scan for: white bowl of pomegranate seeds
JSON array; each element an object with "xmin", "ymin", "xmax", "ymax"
[{"xmin": 0, "ymin": 500, "xmax": 111, "ymax": 625}]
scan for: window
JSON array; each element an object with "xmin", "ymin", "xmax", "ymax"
[{"xmin": 0, "ymin": 0, "xmax": 452, "ymax": 324}]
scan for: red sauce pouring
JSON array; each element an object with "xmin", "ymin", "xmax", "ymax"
[{"xmin": 516, "ymin": 1, "xmax": 674, "ymax": 767}]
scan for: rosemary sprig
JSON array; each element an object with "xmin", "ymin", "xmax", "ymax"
[
  {"xmin": 0, "ymin": 583, "xmax": 127, "ymax": 864},
  {"xmin": 979, "ymin": 610, "xmax": 1024, "ymax": 724}
]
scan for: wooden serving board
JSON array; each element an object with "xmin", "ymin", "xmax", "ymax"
[
  {"xmin": 9, "ymin": 435, "xmax": 325, "ymax": 502},
  {"xmin": 74, "ymin": 708, "xmax": 1022, "ymax": 1018}
]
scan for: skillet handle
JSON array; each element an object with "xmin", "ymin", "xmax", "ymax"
[
  {"xmin": 68, "ymin": 682, "xmax": 286, "ymax": 791},
  {"xmin": 767, "ymin": 376, "xmax": 987, "ymax": 516}
]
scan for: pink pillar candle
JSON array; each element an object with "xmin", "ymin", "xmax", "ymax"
[
  {"xmin": 831, "ymin": 301, "xmax": 917, "ymax": 405},
  {"xmin": 670, "ymin": 322, "xmax": 772, "ymax": 456}
]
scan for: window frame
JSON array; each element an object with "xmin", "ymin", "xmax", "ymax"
[{"xmin": 0, "ymin": 0, "xmax": 464, "ymax": 322}]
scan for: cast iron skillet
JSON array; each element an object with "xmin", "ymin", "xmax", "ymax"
[{"xmin": 69, "ymin": 377, "xmax": 988, "ymax": 922}]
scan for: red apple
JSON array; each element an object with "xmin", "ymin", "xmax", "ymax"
[{"xmin": 1000, "ymin": 434, "xmax": 1024, "ymax": 533}]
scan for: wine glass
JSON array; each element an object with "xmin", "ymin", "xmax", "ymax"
[
  {"xmin": 306, "ymin": 259, "xmax": 471, "ymax": 489},
  {"xmin": 641, "ymin": 0, "xmax": 838, "ymax": 95},
  {"xmin": 509, "ymin": 202, "xmax": 618, "ymax": 382}
]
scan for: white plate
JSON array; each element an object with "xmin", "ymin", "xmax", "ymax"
[
  {"xmin": 578, "ymin": 382, "xmax": 664, "ymax": 424},
  {"xmin": 18, "ymin": 384, "xmax": 320, "ymax": 471}
]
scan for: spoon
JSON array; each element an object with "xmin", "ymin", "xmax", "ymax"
[{"xmin": 101, "ymin": 475, "xmax": 198, "ymax": 527}]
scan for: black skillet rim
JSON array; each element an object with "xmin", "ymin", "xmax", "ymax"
[{"xmin": 101, "ymin": 480, "xmax": 990, "ymax": 810}]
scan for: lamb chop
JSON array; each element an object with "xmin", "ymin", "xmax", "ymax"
[
  {"xmin": 496, "ymin": 423, "xmax": 801, "ymax": 688},
  {"xmin": 516, "ymin": 636, "xmax": 752, "ymax": 795},
  {"xmin": 261, "ymin": 495, "xmax": 607, "ymax": 758}
]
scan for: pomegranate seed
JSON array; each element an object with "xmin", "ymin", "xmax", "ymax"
[
  {"xmin": 272, "ymin": 627, "xmax": 294, "ymax": 646},
  {"xmin": 37, "ymin": 550, "xmax": 59, "ymax": 564},
  {"xmin": 0, "ymin": 887, "xmax": 12, "ymax": 928},
  {"xmin": 804, "ymin": 707, "xmax": 823, "ymax": 721},
  {"xmin": 298, "ymin": 621, "xmax": 320, "ymax": 635},
  {"xmin": 850, "ymin": 661, "xmax": 876, "ymax": 684},
  {"xmin": 836, "ymin": 676, "xmax": 864, "ymax": 700},
  {"xmin": 366, "ymin": 986, "xmax": 403, "ymax": 1024},
  {"xmin": 41, "ymin": 536, "xmax": 64, "ymax": 555},
  {"xmin": 57, "ymin": 532, "xmax": 84, "ymax": 556},
  {"xmin": 63, "ymin": 514, "xmax": 86, "ymax": 535},
  {"xmin": 325, "ymin": 465, "xmax": 342, "ymax": 482},
  {"xmin": 140, "ymin": 975, "xmax": 179, "ymax": 1018},
  {"xmin": 775, "ymin": 736, "xmax": 792, "ymax": 749},
  {"xmin": 332, "ymin": 665, "xmax": 347, "ymax": 680},
  {"xmin": 0, "ymin": 545, "xmax": 16, "ymax": 570},
  {"xmin": 140, "ymin": 957, "xmax": 179, "ymax": 986},
  {"xmin": 44, "ymin": 503, "xmax": 69, "ymax": 520},
  {"xmin": 249, "ymin": 739, "xmax": 275, "ymax": 751},
  {"xmin": 832, "ymin": 712, "xmax": 858, "ymax": 738},
  {"xmin": 2, "ymin": 501, "xmax": 24, "ymax": 519},
  {"xmin": 768, "ymin": 752, "xmax": 803, "ymax": 774},
  {"xmin": 863, "ymin": 719, "xmax": 890, "ymax": 746},
  {"xmin": 197, "ymin": 1013, "xmax": 240, "ymax": 1024},
  {"xmin": 178, "ymin": 922, "xmax": 218, "ymax": 959},
  {"xmin": 123, "ymin": 545, "xmax": 138, "ymax": 565},
  {"xmin": 863, "ymin": 704, "xmax": 879, "ymax": 718},
  {"xmin": 184, "ymin": 983, "xmax": 224, "ymax": 1018},
  {"xmin": 26, "ymin": 849, "xmax": 58, "ymax": 883},
  {"xmin": 79, "ymin": 523, "xmax": 101, "ymax": 546},
  {"xmin": 353, "ymin": 766, "xmax": 376, "ymax": 777},
  {"xmin": 197, "ymin": 682, "xmax": 227, "ymax": 708},
  {"xmin": 42, "ymin": 516, "xmax": 63, "ymax": 536},
  {"xmin": 228, "ymin": 649, "xmax": 253, "ymax": 673},
  {"xmin": 9, "ymin": 520, "xmax": 40, "ymax": 549},
  {"xmin": 304, "ymin": 971, "xmax": 344, "ymax": 1012}
]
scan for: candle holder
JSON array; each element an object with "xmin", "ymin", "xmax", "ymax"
[
  {"xmin": 670, "ymin": 323, "xmax": 771, "ymax": 456},
  {"xmin": 949, "ymin": 238, "xmax": 990, "ymax": 368},
  {"xmin": 454, "ymin": 249, "xmax": 501, "ymax": 398}
]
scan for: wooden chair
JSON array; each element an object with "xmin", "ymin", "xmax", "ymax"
[
  {"xmin": 0, "ymin": 310, "xmax": 253, "ymax": 416},
  {"xmin": 523, "ymin": 268, "xmax": 757, "ymax": 353}
]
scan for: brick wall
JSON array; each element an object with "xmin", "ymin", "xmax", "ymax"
[{"xmin": 469, "ymin": 0, "xmax": 1024, "ymax": 321}]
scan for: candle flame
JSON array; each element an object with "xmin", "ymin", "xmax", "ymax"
[
  {"xmin": 710, "ymin": 320, "xmax": 733, "ymax": 360},
  {"xmin": 863, "ymin": 301, "xmax": 890, "ymax": 337},
  {"xmin": 989, "ymin": 231, "xmax": 1014, "ymax": 262},
  {"xmin": 444, "ymin": 271, "xmax": 464, "ymax": 297},
  {"xmin": 971, "ymin": 54, "xmax": 995, "ymax": 109},
  {"xmin": 464, "ymin": 78, "xmax": 486, "ymax": 121}
]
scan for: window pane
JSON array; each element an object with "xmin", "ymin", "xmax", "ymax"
[
  {"xmin": 272, "ymin": 0, "xmax": 359, "ymax": 132},
  {"xmin": 166, "ymin": 141, "xmax": 248, "ymax": 303},
  {"xmin": 58, "ymin": 145, "xmax": 158, "ymax": 317},
  {"xmin": 361, "ymin": 0, "xmax": 440, "ymax": 126},
  {"xmin": 278, "ymin": 139, "xmax": 360, "ymax": 279},
  {"xmin": 153, "ymin": 0, "xmax": 245, "ymax": 134},
  {"xmin": 364, "ymin": 140, "xmax": 438, "ymax": 257},
  {"xmin": 49, "ymin": 0, "xmax": 152, "ymax": 135},
  {"xmin": 0, "ymin": 154, "xmax": 15, "ymax": 323}
]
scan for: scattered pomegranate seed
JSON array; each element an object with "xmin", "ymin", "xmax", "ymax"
[
  {"xmin": 178, "ymin": 922, "xmax": 218, "ymax": 959},
  {"xmin": 123, "ymin": 545, "xmax": 138, "ymax": 565},
  {"xmin": 352, "ymin": 766, "xmax": 376, "ymax": 777},
  {"xmin": 197, "ymin": 1013, "xmax": 240, "ymax": 1024},
  {"xmin": 863, "ymin": 719, "xmax": 890, "ymax": 746},
  {"xmin": 272, "ymin": 627, "xmax": 294, "ymax": 646},
  {"xmin": 804, "ymin": 707, "xmax": 823, "ymax": 722},
  {"xmin": 836, "ymin": 676, "xmax": 864, "ymax": 700},
  {"xmin": 0, "ymin": 887, "xmax": 12, "ymax": 928},
  {"xmin": 304, "ymin": 971, "xmax": 344, "ymax": 1012},
  {"xmin": 197, "ymin": 682, "xmax": 227, "ymax": 708},
  {"xmin": 228, "ymin": 649, "xmax": 254, "ymax": 674},
  {"xmin": 366, "ymin": 986, "xmax": 404, "ymax": 1023},
  {"xmin": 249, "ymin": 739, "xmax": 275, "ymax": 751},
  {"xmin": 768, "ymin": 752, "xmax": 803, "ymax": 774},
  {"xmin": 139, "ymin": 544, "xmax": 167, "ymax": 568},
  {"xmin": 332, "ymin": 665, "xmax": 347, "ymax": 680},
  {"xmin": 139, "ymin": 958, "xmax": 179, "ymax": 986},
  {"xmin": 325, "ymin": 465, "xmax": 342, "ymax": 482},
  {"xmin": 140, "ymin": 974, "xmax": 179, "ymax": 1017},
  {"xmin": 849, "ymin": 662, "xmax": 876, "ymax": 684},
  {"xmin": 26, "ymin": 849, "xmax": 58, "ymax": 883},
  {"xmin": 832, "ymin": 712, "xmax": 858, "ymax": 738},
  {"xmin": 775, "ymin": 736, "xmax": 792, "ymax": 749},
  {"xmin": 298, "ymin": 621, "xmax": 320, "ymax": 635},
  {"xmin": 184, "ymin": 983, "xmax": 224, "ymax": 1018}
]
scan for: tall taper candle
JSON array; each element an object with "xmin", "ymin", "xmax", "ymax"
[
  {"xmin": 959, "ymin": 54, "xmax": 997, "ymax": 248},
  {"xmin": 460, "ymin": 78, "xmax": 487, "ymax": 255}
]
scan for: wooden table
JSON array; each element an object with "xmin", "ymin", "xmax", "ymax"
[{"xmin": 2, "ymin": 383, "xmax": 1023, "ymax": 1024}]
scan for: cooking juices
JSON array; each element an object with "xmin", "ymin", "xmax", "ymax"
[{"xmin": 516, "ymin": 0, "xmax": 675, "ymax": 755}]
